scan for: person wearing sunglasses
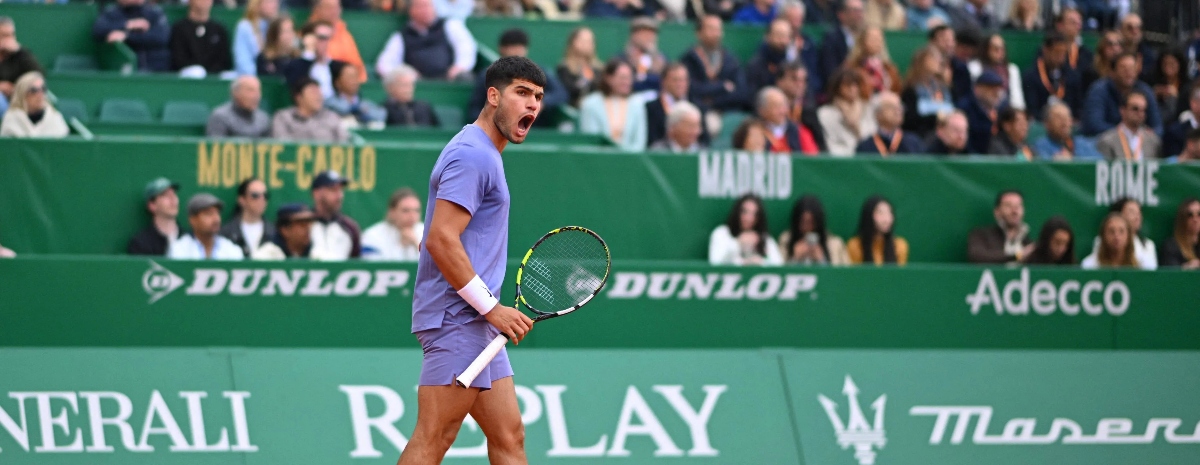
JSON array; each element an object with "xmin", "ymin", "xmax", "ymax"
[
  {"xmin": 1159, "ymin": 198, "xmax": 1200, "ymax": 269},
  {"xmin": 0, "ymin": 71, "xmax": 67, "ymax": 138},
  {"xmin": 219, "ymin": 177, "xmax": 275, "ymax": 258},
  {"xmin": 1095, "ymin": 91, "xmax": 1161, "ymax": 161}
]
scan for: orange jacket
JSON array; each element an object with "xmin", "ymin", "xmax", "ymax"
[{"xmin": 323, "ymin": 19, "xmax": 367, "ymax": 82}]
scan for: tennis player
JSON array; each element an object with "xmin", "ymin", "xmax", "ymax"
[{"xmin": 398, "ymin": 56, "xmax": 545, "ymax": 465}]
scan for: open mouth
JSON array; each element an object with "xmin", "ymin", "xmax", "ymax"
[{"xmin": 515, "ymin": 114, "xmax": 535, "ymax": 137}]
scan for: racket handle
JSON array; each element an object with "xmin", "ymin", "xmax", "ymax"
[{"xmin": 454, "ymin": 334, "xmax": 509, "ymax": 388}]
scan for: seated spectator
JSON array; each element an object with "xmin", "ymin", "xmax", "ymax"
[
  {"xmin": 646, "ymin": 64, "xmax": 709, "ymax": 148},
  {"xmin": 779, "ymin": 194, "xmax": 851, "ymax": 265},
  {"xmin": 558, "ymin": 27, "xmax": 603, "ymax": 108},
  {"xmin": 1002, "ymin": 0, "xmax": 1042, "ymax": 32},
  {"xmin": 775, "ymin": 62, "xmax": 826, "ymax": 151},
  {"xmin": 582, "ymin": 0, "xmax": 657, "ymax": 18},
  {"xmin": 311, "ymin": 0, "xmax": 368, "ymax": 82},
  {"xmin": 1088, "ymin": 198, "xmax": 1157, "ymax": 270},
  {"xmin": 384, "ymin": 65, "xmax": 439, "ymax": 127},
  {"xmin": 1171, "ymin": 128, "xmax": 1200, "ymax": 163},
  {"xmin": 958, "ymin": 70, "xmax": 1008, "ymax": 154},
  {"xmin": 927, "ymin": 25, "xmax": 972, "ymax": 102},
  {"xmin": 127, "ymin": 178, "xmax": 182, "ymax": 255},
  {"xmin": 252, "ymin": 203, "xmax": 321, "ymax": 260},
  {"xmin": 467, "ymin": 29, "xmax": 567, "ymax": 126},
  {"xmin": 167, "ymin": 193, "xmax": 245, "ymax": 260},
  {"xmin": 234, "ymin": 0, "xmax": 279, "ymax": 76},
  {"xmin": 1095, "ymin": 92, "xmax": 1161, "ymax": 161},
  {"xmin": 847, "ymin": 195, "xmax": 908, "ymax": 265},
  {"xmin": 967, "ymin": 190, "xmax": 1032, "ymax": 264},
  {"xmin": 375, "ymin": 0, "xmax": 475, "ymax": 81},
  {"xmin": 0, "ymin": 17, "xmax": 43, "ymax": 113},
  {"xmin": 1159, "ymin": 198, "xmax": 1200, "ymax": 269},
  {"xmin": 747, "ymin": 19, "xmax": 793, "ymax": 95},
  {"xmin": 326, "ymin": 62, "xmax": 386, "ymax": 128},
  {"xmin": 1081, "ymin": 213, "xmax": 1138, "ymax": 269},
  {"xmin": 988, "ymin": 108, "xmax": 1032, "ymax": 158},
  {"xmin": 947, "ymin": 0, "xmax": 997, "ymax": 31},
  {"xmin": 732, "ymin": 0, "xmax": 778, "ymax": 25},
  {"xmin": 679, "ymin": 15, "xmax": 746, "ymax": 112},
  {"xmin": 168, "ymin": 0, "xmax": 232, "ymax": 76},
  {"xmin": 804, "ymin": 0, "xmax": 837, "ymax": 25},
  {"xmin": 219, "ymin": 178, "xmax": 273, "ymax": 258},
  {"xmin": 579, "ymin": 59, "xmax": 647, "ymax": 152},
  {"xmin": 845, "ymin": 27, "xmax": 901, "ymax": 99},
  {"xmin": 696, "ymin": 0, "xmax": 739, "ymax": 20},
  {"xmin": 1118, "ymin": 14, "xmax": 1157, "ymax": 83},
  {"xmin": 1149, "ymin": 49, "xmax": 1188, "ymax": 125},
  {"xmin": 1032, "ymin": 103, "xmax": 1102, "ymax": 160},
  {"xmin": 737, "ymin": 86, "xmax": 810, "ymax": 154},
  {"xmin": 92, "ymin": 0, "xmax": 170, "ymax": 72},
  {"xmin": 900, "ymin": 46, "xmax": 955, "ymax": 139},
  {"xmin": 362, "ymin": 187, "xmax": 423, "ymax": 261},
  {"xmin": 207, "ymin": 76, "xmax": 271, "ymax": 138},
  {"xmin": 310, "ymin": 170, "xmax": 362, "ymax": 260},
  {"xmin": 284, "ymin": 21, "xmax": 345, "ymax": 99},
  {"xmin": 615, "ymin": 17, "xmax": 667, "ymax": 94},
  {"xmin": 0, "ymin": 72, "xmax": 68, "ymax": 138},
  {"xmin": 1083, "ymin": 53, "xmax": 1162, "ymax": 136},
  {"xmin": 864, "ymin": 0, "xmax": 905, "ymax": 30},
  {"xmin": 1164, "ymin": 88, "xmax": 1200, "ymax": 157},
  {"xmin": 256, "ymin": 17, "xmax": 298, "ymax": 77},
  {"xmin": 272, "ymin": 77, "xmax": 349, "ymax": 142},
  {"xmin": 926, "ymin": 110, "xmax": 970, "ymax": 155},
  {"xmin": 1052, "ymin": 8, "xmax": 1093, "ymax": 79},
  {"xmin": 906, "ymin": 0, "xmax": 950, "ymax": 31},
  {"xmin": 968, "ymin": 34, "xmax": 1025, "ymax": 110},
  {"xmin": 818, "ymin": 69, "xmax": 877, "ymax": 156},
  {"xmin": 709, "ymin": 193, "xmax": 783, "ymax": 266},
  {"xmin": 1024, "ymin": 216, "xmax": 1076, "ymax": 265},
  {"xmin": 817, "ymin": 0, "xmax": 865, "ymax": 92},
  {"xmin": 1023, "ymin": 32, "xmax": 1084, "ymax": 121},
  {"xmin": 856, "ymin": 91, "xmax": 924, "ymax": 156},
  {"xmin": 435, "ymin": 0, "xmax": 476, "ymax": 20},
  {"xmin": 649, "ymin": 101, "xmax": 704, "ymax": 153},
  {"xmin": 1083, "ymin": 30, "xmax": 1124, "ymax": 92},
  {"xmin": 778, "ymin": 2, "xmax": 819, "ymax": 92}
]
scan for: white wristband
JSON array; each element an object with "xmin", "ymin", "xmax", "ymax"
[{"xmin": 457, "ymin": 275, "xmax": 499, "ymax": 315}]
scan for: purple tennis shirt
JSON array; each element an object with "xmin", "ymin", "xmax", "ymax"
[{"xmin": 412, "ymin": 124, "xmax": 510, "ymax": 332}]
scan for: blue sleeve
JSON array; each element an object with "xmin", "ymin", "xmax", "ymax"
[
  {"xmin": 234, "ymin": 21, "xmax": 259, "ymax": 76},
  {"xmin": 93, "ymin": 8, "xmax": 124, "ymax": 40},
  {"xmin": 435, "ymin": 151, "xmax": 490, "ymax": 215},
  {"xmin": 1080, "ymin": 83, "xmax": 1109, "ymax": 136},
  {"xmin": 1074, "ymin": 137, "xmax": 1103, "ymax": 160},
  {"xmin": 541, "ymin": 66, "xmax": 569, "ymax": 112},
  {"xmin": 125, "ymin": 7, "xmax": 169, "ymax": 47}
]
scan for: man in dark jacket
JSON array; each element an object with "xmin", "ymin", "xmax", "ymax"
[
  {"xmin": 168, "ymin": 0, "xmax": 232, "ymax": 74},
  {"xmin": 816, "ymin": 0, "xmax": 864, "ymax": 94},
  {"xmin": 0, "ymin": 17, "xmax": 42, "ymax": 104},
  {"xmin": 857, "ymin": 91, "xmax": 925, "ymax": 156},
  {"xmin": 383, "ymin": 64, "xmax": 439, "ymax": 128},
  {"xmin": 775, "ymin": 62, "xmax": 826, "ymax": 152},
  {"xmin": 967, "ymin": 190, "xmax": 1033, "ymax": 264},
  {"xmin": 1081, "ymin": 52, "xmax": 1162, "ymax": 136},
  {"xmin": 958, "ymin": 70, "xmax": 1008, "ymax": 154},
  {"xmin": 92, "ymin": 0, "xmax": 170, "ymax": 72},
  {"xmin": 1023, "ymin": 32, "xmax": 1084, "ymax": 121},
  {"xmin": 679, "ymin": 14, "xmax": 746, "ymax": 112},
  {"xmin": 746, "ymin": 18, "xmax": 793, "ymax": 97},
  {"xmin": 646, "ymin": 63, "xmax": 711, "ymax": 148},
  {"xmin": 127, "ymin": 178, "xmax": 183, "ymax": 255}
]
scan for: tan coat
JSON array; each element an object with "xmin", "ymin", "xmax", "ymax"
[{"xmin": 0, "ymin": 107, "xmax": 69, "ymax": 138}]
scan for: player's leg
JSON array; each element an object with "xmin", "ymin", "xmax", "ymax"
[
  {"xmin": 469, "ymin": 376, "xmax": 528, "ymax": 465},
  {"xmin": 397, "ymin": 385, "xmax": 479, "ymax": 465}
]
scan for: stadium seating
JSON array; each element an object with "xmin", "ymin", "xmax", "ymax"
[
  {"xmin": 162, "ymin": 101, "xmax": 213, "ymax": 125},
  {"xmin": 99, "ymin": 99, "xmax": 154, "ymax": 123}
]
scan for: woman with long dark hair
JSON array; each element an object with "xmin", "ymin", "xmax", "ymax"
[
  {"xmin": 709, "ymin": 193, "xmax": 783, "ymax": 266},
  {"xmin": 846, "ymin": 195, "xmax": 908, "ymax": 265},
  {"xmin": 1024, "ymin": 216, "xmax": 1076, "ymax": 265},
  {"xmin": 1150, "ymin": 48, "xmax": 1189, "ymax": 125},
  {"xmin": 778, "ymin": 195, "xmax": 850, "ymax": 265},
  {"xmin": 1159, "ymin": 198, "xmax": 1200, "ymax": 269}
]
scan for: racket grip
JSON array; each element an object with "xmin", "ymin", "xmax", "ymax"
[{"xmin": 454, "ymin": 334, "xmax": 509, "ymax": 388}]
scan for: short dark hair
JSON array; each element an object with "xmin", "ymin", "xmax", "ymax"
[
  {"xmin": 300, "ymin": 20, "xmax": 332, "ymax": 36},
  {"xmin": 995, "ymin": 189, "xmax": 1022, "ymax": 208},
  {"xmin": 498, "ymin": 28, "xmax": 528, "ymax": 48},
  {"xmin": 826, "ymin": 68, "xmax": 864, "ymax": 97},
  {"xmin": 1042, "ymin": 31, "xmax": 1069, "ymax": 48},
  {"xmin": 1112, "ymin": 51, "xmax": 1138, "ymax": 71},
  {"xmin": 291, "ymin": 77, "xmax": 318, "ymax": 99},
  {"xmin": 928, "ymin": 25, "xmax": 953, "ymax": 41},
  {"xmin": 776, "ymin": 61, "xmax": 807, "ymax": 81},
  {"xmin": 1054, "ymin": 6, "xmax": 1081, "ymax": 24},
  {"xmin": 956, "ymin": 28, "xmax": 982, "ymax": 48},
  {"xmin": 998, "ymin": 107, "xmax": 1025, "ymax": 126},
  {"xmin": 1122, "ymin": 90, "xmax": 1148, "ymax": 107},
  {"xmin": 662, "ymin": 62, "xmax": 687, "ymax": 80},
  {"xmin": 597, "ymin": 58, "xmax": 631, "ymax": 96},
  {"xmin": 483, "ymin": 55, "xmax": 547, "ymax": 93}
]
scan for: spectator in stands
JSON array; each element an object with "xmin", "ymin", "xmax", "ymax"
[
  {"xmin": 219, "ymin": 178, "xmax": 273, "ymax": 258},
  {"xmin": 1089, "ymin": 198, "xmax": 1157, "ymax": 269},
  {"xmin": 1023, "ymin": 32, "xmax": 1083, "ymax": 121},
  {"xmin": 362, "ymin": 187, "xmax": 423, "ymax": 261},
  {"xmin": 558, "ymin": 27, "xmax": 603, "ymax": 108},
  {"xmin": 467, "ymin": 29, "xmax": 567, "ymax": 126},
  {"xmin": 1051, "ymin": 8, "xmax": 1091, "ymax": 70},
  {"xmin": 256, "ymin": 17, "xmax": 298, "ymax": 77},
  {"xmin": 435, "ymin": 0, "xmax": 476, "ymax": 19},
  {"xmin": 818, "ymin": 69, "xmax": 877, "ymax": 156},
  {"xmin": 927, "ymin": 25, "xmax": 972, "ymax": 103},
  {"xmin": 959, "ymin": 70, "xmax": 1007, "ymax": 154},
  {"xmin": 1002, "ymin": 0, "xmax": 1041, "ymax": 32},
  {"xmin": 1032, "ymin": 102, "xmax": 1102, "ymax": 160},
  {"xmin": 968, "ymin": 34, "xmax": 1025, "ymax": 110},
  {"xmin": 901, "ymin": 46, "xmax": 955, "ymax": 138},
  {"xmin": 284, "ymin": 21, "xmax": 345, "ymax": 99},
  {"xmin": 738, "ymin": 86, "xmax": 808, "ymax": 153},
  {"xmin": 234, "ymin": 0, "xmax": 279, "ymax": 76},
  {"xmin": 805, "ymin": 0, "xmax": 837, "ymax": 25},
  {"xmin": 1159, "ymin": 198, "xmax": 1200, "ymax": 269},
  {"xmin": 167, "ymin": 193, "xmax": 244, "ymax": 260},
  {"xmin": 817, "ymin": 0, "xmax": 865, "ymax": 92},
  {"xmin": 252, "ymin": 203, "xmax": 320, "ymax": 260},
  {"xmin": 680, "ymin": 15, "xmax": 746, "ymax": 112},
  {"xmin": 926, "ymin": 110, "xmax": 969, "ymax": 155},
  {"xmin": 947, "ymin": 0, "xmax": 997, "ymax": 31},
  {"xmin": 327, "ymin": 61, "xmax": 386, "ymax": 128},
  {"xmin": 375, "ymin": 0, "xmax": 476, "ymax": 81},
  {"xmin": 616, "ymin": 17, "xmax": 667, "ymax": 94},
  {"xmin": 905, "ymin": 0, "xmax": 950, "ymax": 31},
  {"xmin": 646, "ymin": 64, "xmax": 709, "ymax": 148},
  {"xmin": 311, "ymin": 0, "xmax": 367, "ymax": 83},
  {"xmin": 732, "ymin": 0, "xmax": 778, "ymax": 25},
  {"xmin": 580, "ymin": 59, "xmax": 647, "ymax": 152},
  {"xmin": 207, "ymin": 76, "xmax": 270, "ymax": 138},
  {"xmin": 864, "ymin": 0, "xmax": 905, "ymax": 31},
  {"xmin": 847, "ymin": 195, "xmax": 907, "ymax": 265},
  {"xmin": 1172, "ymin": 128, "xmax": 1200, "ymax": 163},
  {"xmin": 967, "ymin": 190, "xmax": 1032, "ymax": 264},
  {"xmin": 1165, "ymin": 88, "xmax": 1200, "ymax": 157},
  {"xmin": 1083, "ymin": 30, "xmax": 1123, "ymax": 92},
  {"xmin": 384, "ymin": 65, "xmax": 439, "ymax": 127},
  {"xmin": 779, "ymin": 194, "xmax": 850, "ymax": 265},
  {"xmin": 778, "ymin": 2, "xmax": 819, "ymax": 92},
  {"xmin": 649, "ymin": 101, "xmax": 704, "ymax": 153},
  {"xmin": 1095, "ymin": 92, "xmax": 1161, "ymax": 161},
  {"xmin": 1024, "ymin": 216, "xmax": 1076, "ymax": 265},
  {"xmin": 309, "ymin": 170, "xmax": 362, "ymax": 260},
  {"xmin": 272, "ymin": 77, "xmax": 349, "ymax": 142},
  {"xmin": 1118, "ymin": 14, "xmax": 1156, "ymax": 82},
  {"xmin": 582, "ymin": 0, "xmax": 657, "ymax": 18},
  {"xmin": 92, "ymin": 0, "xmax": 171, "ymax": 72},
  {"xmin": 475, "ymin": 0, "xmax": 523, "ymax": 18},
  {"xmin": 747, "ymin": 18, "xmax": 793, "ymax": 96},
  {"xmin": 709, "ymin": 193, "xmax": 783, "ymax": 266},
  {"xmin": 988, "ymin": 107, "xmax": 1032, "ymax": 158},
  {"xmin": 168, "ymin": 0, "xmax": 232, "ymax": 76},
  {"xmin": 845, "ymin": 27, "xmax": 901, "ymax": 98},
  {"xmin": 857, "ymin": 91, "xmax": 923, "ymax": 156},
  {"xmin": 1150, "ymin": 49, "xmax": 1188, "ymax": 125},
  {"xmin": 128, "ymin": 178, "xmax": 182, "ymax": 255},
  {"xmin": 0, "ymin": 72, "xmax": 68, "ymax": 138},
  {"xmin": 1082, "ymin": 53, "xmax": 1162, "ymax": 137},
  {"xmin": 775, "ymin": 62, "xmax": 826, "ymax": 151},
  {"xmin": 1081, "ymin": 213, "xmax": 1138, "ymax": 269},
  {"xmin": 0, "ymin": 17, "xmax": 42, "ymax": 112}
]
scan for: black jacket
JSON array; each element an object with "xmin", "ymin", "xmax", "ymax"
[
  {"xmin": 126, "ymin": 224, "xmax": 181, "ymax": 256},
  {"xmin": 1022, "ymin": 59, "xmax": 1084, "ymax": 120},
  {"xmin": 967, "ymin": 224, "xmax": 1032, "ymax": 264},
  {"xmin": 679, "ymin": 45, "xmax": 746, "ymax": 112},
  {"xmin": 385, "ymin": 99, "xmax": 439, "ymax": 127},
  {"xmin": 0, "ymin": 48, "xmax": 42, "ymax": 85},
  {"xmin": 168, "ymin": 18, "xmax": 232, "ymax": 73},
  {"xmin": 645, "ymin": 97, "xmax": 712, "ymax": 149},
  {"xmin": 219, "ymin": 217, "xmax": 275, "ymax": 258}
]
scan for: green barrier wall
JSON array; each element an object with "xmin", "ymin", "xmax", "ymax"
[
  {"xmin": 2, "ymin": 258, "xmax": 1197, "ymax": 350},
  {"xmin": 0, "ymin": 347, "xmax": 1195, "ymax": 464},
  {"xmin": 2, "ymin": 138, "xmax": 1198, "ymax": 262}
]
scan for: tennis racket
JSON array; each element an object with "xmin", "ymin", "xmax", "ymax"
[{"xmin": 455, "ymin": 226, "xmax": 610, "ymax": 388}]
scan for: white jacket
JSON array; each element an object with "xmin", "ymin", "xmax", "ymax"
[
  {"xmin": 708, "ymin": 225, "xmax": 784, "ymax": 266},
  {"xmin": 0, "ymin": 107, "xmax": 69, "ymax": 138}
]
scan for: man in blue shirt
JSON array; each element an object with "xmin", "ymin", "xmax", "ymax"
[
  {"xmin": 92, "ymin": 0, "xmax": 170, "ymax": 72},
  {"xmin": 1081, "ymin": 52, "xmax": 1162, "ymax": 137},
  {"xmin": 1032, "ymin": 102, "xmax": 1102, "ymax": 160},
  {"xmin": 958, "ymin": 70, "xmax": 1007, "ymax": 154},
  {"xmin": 733, "ymin": 0, "xmax": 779, "ymax": 25}
]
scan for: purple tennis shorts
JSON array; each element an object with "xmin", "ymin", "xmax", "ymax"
[{"xmin": 416, "ymin": 309, "xmax": 513, "ymax": 390}]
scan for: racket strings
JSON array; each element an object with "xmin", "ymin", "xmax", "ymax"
[{"xmin": 521, "ymin": 230, "xmax": 609, "ymax": 312}]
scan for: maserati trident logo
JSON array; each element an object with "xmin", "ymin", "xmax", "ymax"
[
  {"xmin": 142, "ymin": 261, "xmax": 184, "ymax": 304},
  {"xmin": 818, "ymin": 375, "xmax": 887, "ymax": 465}
]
